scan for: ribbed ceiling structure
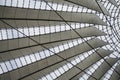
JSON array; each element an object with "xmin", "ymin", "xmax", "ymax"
[{"xmin": 0, "ymin": 0, "xmax": 120, "ymax": 80}]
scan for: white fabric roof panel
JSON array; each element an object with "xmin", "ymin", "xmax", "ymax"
[
  {"xmin": 56, "ymin": 49, "xmax": 113, "ymax": 80},
  {"xmin": 0, "ymin": 6, "xmax": 108, "ymax": 28},
  {"xmin": 0, "ymin": 38, "xmax": 107, "ymax": 80},
  {"xmin": 88, "ymin": 58, "xmax": 118, "ymax": 80},
  {"xmin": 109, "ymin": 64, "xmax": 120, "ymax": 80},
  {"xmin": 0, "ymin": 0, "xmax": 120, "ymax": 80},
  {"xmin": 0, "ymin": 27, "xmax": 106, "ymax": 52},
  {"xmin": 45, "ymin": 0, "xmax": 110, "ymax": 16}
]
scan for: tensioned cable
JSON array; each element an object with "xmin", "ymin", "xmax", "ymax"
[
  {"xmin": 0, "ymin": 0, "xmax": 119, "ymax": 79},
  {"xmin": 0, "ymin": 20, "xmax": 98, "ymax": 80}
]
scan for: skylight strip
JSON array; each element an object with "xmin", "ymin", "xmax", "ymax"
[
  {"xmin": 0, "ymin": 38, "xmax": 90, "ymax": 74},
  {"xmin": 79, "ymin": 59, "xmax": 104, "ymax": 80},
  {"xmin": 0, "ymin": 23, "xmax": 91, "ymax": 40},
  {"xmin": 109, "ymin": 52, "xmax": 120, "ymax": 58},
  {"xmin": 102, "ymin": 62, "xmax": 118, "ymax": 80},
  {"xmin": 0, "ymin": 0, "xmax": 94, "ymax": 13},
  {"xmin": 39, "ymin": 50, "xmax": 94, "ymax": 80}
]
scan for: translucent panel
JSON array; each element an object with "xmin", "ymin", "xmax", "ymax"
[
  {"xmin": 71, "ymin": 60, "xmax": 77, "ymax": 65},
  {"xmin": 40, "ymin": 51, "xmax": 46, "ymax": 59},
  {"xmin": 50, "ymin": 72, "xmax": 57, "ymax": 79},
  {"xmin": 7, "ymin": 29, "xmax": 13, "ymax": 39},
  {"xmin": 39, "ymin": 50, "xmax": 94, "ymax": 80},
  {"xmin": 0, "ymin": 63, "xmax": 8, "ymax": 72},
  {"xmin": 0, "ymin": 0, "xmax": 120, "ymax": 80},
  {"xmin": 40, "ymin": 27, "xmax": 45, "ymax": 34},
  {"xmin": 67, "ymin": 63, "xmax": 73, "ymax": 69},
  {"xmin": 0, "ymin": 0, "xmax": 93, "ymax": 13},
  {"xmin": 0, "ymin": 37, "xmax": 90, "ymax": 74},
  {"xmin": 24, "ymin": 55, "xmax": 32, "ymax": 64},
  {"xmin": 29, "ymin": 27, "xmax": 34, "ymax": 36},
  {"xmin": 0, "ymin": 25, "xmax": 83, "ymax": 40},
  {"xmin": 10, "ymin": 60, "xmax": 17, "ymax": 69},
  {"xmin": 59, "ymin": 45, "xmax": 65, "ymax": 51},
  {"xmin": 102, "ymin": 62, "xmax": 118, "ymax": 80},
  {"xmin": 0, "ymin": 31, "xmax": 2, "ymax": 40},
  {"xmin": 15, "ymin": 58, "xmax": 22, "ymax": 67},
  {"xmin": 41, "ymin": 77, "xmax": 47, "ymax": 80},
  {"xmin": 5, "ymin": 61, "xmax": 12, "ymax": 71},
  {"xmin": 20, "ymin": 57, "xmax": 27, "ymax": 66},
  {"xmin": 44, "ymin": 50, "xmax": 51, "ymax": 57},
  {"xmin": 29, "ymin": 54, "xmax": 36, "ymax": 62},
  {"xmin": 34, "ymin": 52, "xmax": 41, "ymax": 60},
  {"xmin": 46, "ymin": 74, "xmax": 53, "ymax": 80},
  {"xmin": 1, "ymin": 29, "xmax": 7, "ymax": 39},
  {"xmin": 0, "ymin": 66, "xmax": 3, "ymax": 74},
  {"xmin": 59, "ymin": 67, "xmax": 65, "ymax": 74},
  {"xmin": 79, "ymin": 59, "xmax": 104, "ymax": 80}
]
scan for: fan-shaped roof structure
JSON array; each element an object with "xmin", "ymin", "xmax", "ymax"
[{"xmin": 0, "ymin": 0, "xmax": 120, "ymax": 80}]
